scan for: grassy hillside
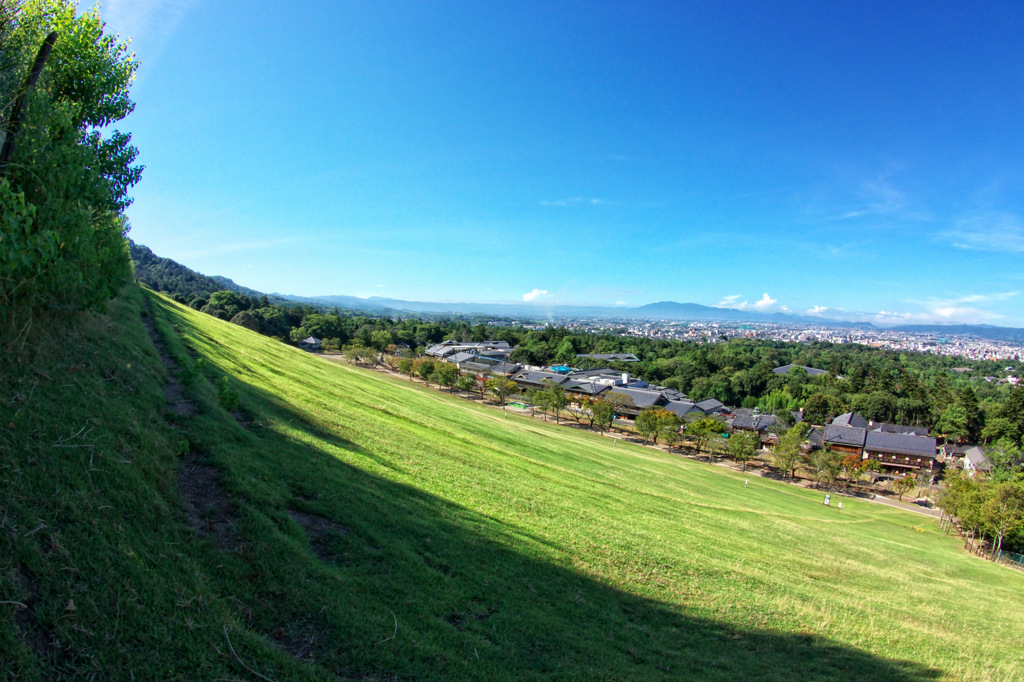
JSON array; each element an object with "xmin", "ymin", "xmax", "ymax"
[{"xmin": 2, "ymin": 288, "xmax": 1023, "ymax": 680}]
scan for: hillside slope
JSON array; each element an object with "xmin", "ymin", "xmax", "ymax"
[{"xmin": 2, "ymin": 287, "xmax": 1023, "ymax": 680}]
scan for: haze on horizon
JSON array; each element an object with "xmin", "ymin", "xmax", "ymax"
[{"xmin": 102, "ymin": 0, "xmax": 1024, "ymax": 326}]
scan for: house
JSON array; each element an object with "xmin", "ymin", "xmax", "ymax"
[
  {"xmin": 510, "ymin": 369, "xmax": 575, "ymax": 391},
  {"xmin": 664, "ymin": 400, "xmax": 700, "ymax": 420},
  {"xmin": 731, "ymin": 410, "xmax": 778, "ymax": 434},
  {"xmin": 872, "ymin": 422, "xmax": 930, "ymax": 437},
  {"xmin": 425, "ymin": 340, "xmax": 513, "ymax": 361},
  {"xmin": 568, "ymin": 369, "xmax": 647, "ymax": 388},
  {"xmin": 459, "ymin": 359, "xmax": 522, "ymax": 376},
  {"xmin": 299, "ymin": 336, "xmax": 322, "ymax": 350},
  {"xmin": 823, "ymin": 424, "xmax": 867, "ymax": 456},
  {"xmin": 963, "ymin": 446, "xmax": 992, "ymax": 476},
  {"xmin": 772, "ymin": 364, "xmax": 828, "ymax": 376},
  {"xmin": 694, "ymin": 398, "xmax": 726, "ymax": 415},
  {"xmin": 833, "ymin": 412, "xmax": 869, "ymax": 429},
  {"xmin": 862, "ymin": 431, "xmax": 939, "ymax": 476},
  {"xmin": 576, "ymin": 353, "xmax": 640, "ymax": 363}
]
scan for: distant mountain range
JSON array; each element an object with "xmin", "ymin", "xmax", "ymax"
[{"xmin": 131, "ymin": 243, "xmax": 1024, "ymax": 342}]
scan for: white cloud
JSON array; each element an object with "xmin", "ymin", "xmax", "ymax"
[
  {"xmin": 522, "ymin": 288, "xmax": 550, "ymax": 302},
  {"xmin": 715, "ymin": 293, "xmax": 778, "ymax": 312},
  {"xmin": 942, "ymin": 212, "xmax": 1024, "ymax": 252},
  {"xmin": 807, "ymin": 305, "xmax": 829, "ymax": 315},
  {"xmin": 752, "ymin": 293, "xmax": 776, "ymax": 311},
  {"xmin": 615, "ymin": 300, "xmax": 626, "ymax": 306}
]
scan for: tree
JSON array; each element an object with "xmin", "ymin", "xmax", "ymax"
[
  {"xmin": 986, "ymin": 437, "xmax": 1023, "ymax": 480},
  {"xmin": 2, "ymin": 1, "xmax": 142, "ymax": 334},
  {"xmin": 635, "ymin": 409, "xmax": 661, "ymax": 445},
  {"xmin": 434, "ymin": 362, "xmax": 459, "ymax": 391},
  {"xmin": 806, "ymin": 449, "xmax": 842, "ymax": 489},
  {"xmin": 456, "ymin": 373, "xmax": 477, "ymax": 394},
  {"xmin": 936, "ymin": 403, "xmax": 970, "ymax": 443},
  {"xmin": 591, "ymin": 399, "xmax": 615, "ymax": 432},
  {"xmin": 370, "ymin": 329, "xmax": 392, "ymax": 352},
  {"xmin": 543, "ymin": 384, "xmax": 568, "ymax": 424},
  {"xmin": 772, "ymin": 422, "xmax": 811, "ymax": 480},
  {"xmin": 840, "ymin": 454, "xmax": 866, "ymax": 489},
  {"xmin": 728, "ymin": 431, "xmax": 759, "ymax": 471},
  {"xmin": 603, "ymin": 392, "xmax": 636, "ymax": 420},
  {"xmin": 230, "ymin": 310, "xmax": 259, "ymax": 332},
  {"xmin": 398, "ymin": 358, "xmax": 414, "ymax": 379},
  {"xmin": 981, "ymin": 482, "xmax": 1024, "ymax": 559},
  {"xmin": 416, "ymin": 359, "xmax": 436, "ymax": 383},
  {"xmin": 891, "ymin": 475, "xmax": 915, "ymax": 502},
  {"xmin": 485, "ymin": 377, "xmax": 518, "ymax": 406},
  {"xmin": 707, "ymin": 433, "xmax": 727, "ymax": 464},
  {"xmin": 686, "ymin": 418, "xmax": 722, "ymax": 454},
  {"xmin": 802, "ymin": 393, "xmax": 848, "ymax": 426}
]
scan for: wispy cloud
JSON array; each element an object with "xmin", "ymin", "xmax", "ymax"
[
  {"xmin": 540, "ymin": 197, "xmax": 608, "ymax": 207},
  {"xmin": 942, "ymin": 212, "xmax": 1024, "ymax": 252},
  {"xmin": 911, "ymin": 292, "xmax": 1019, "ymax": 322},
  {"xmin": 806, "ymin": 305, "xmax": 831, "ymax": 316},
  {"xmin": 835, "ymin": 177, "xmax": 906, "ymax": 220},
  {"xmin": 176, "ymin": 236, "xmax": 310, "ymax": 259},
  {"xmin": 522, "ymin": 288, "xmax": 552, "ymax": 302},
  {"xmin": 98, "ymin": 0, "xmax": 197, "ymax": 75}
]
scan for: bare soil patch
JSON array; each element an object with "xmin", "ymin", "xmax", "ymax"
[
  {"xmin": 178, "ymin": 454, "xmax": 238, "ymax": 550},
  {"xmin": 288, "ymin": 509, "xmax": 348, "ymax": 561},
  {"xmin": 140, "ymin": 310, "xmax": 196, "ymax": 417},
  {"xmin": 12, "ymin": 567, "xmax": 56, "ymax": 664},
  {"xmin": 268, "ymin": 618, "xmax": 326, "ymax": 664}
]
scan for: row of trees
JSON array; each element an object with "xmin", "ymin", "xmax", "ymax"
[
  {"xmin": 939, "ymin": 468, "xmax": 1024, "ymax": 560},
  {"xmin": 2, "ymin": 1, "xmax": 140, "ymax": 341}
]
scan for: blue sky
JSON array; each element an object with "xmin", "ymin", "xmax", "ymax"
[{"xmin": 98, "ymin": 0, "xmax": 1024, "ymax": 326}]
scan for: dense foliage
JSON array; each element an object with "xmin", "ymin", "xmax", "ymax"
[{"xmin": 0, "ymin": 1, "xmax": 140, "ymax": 337}]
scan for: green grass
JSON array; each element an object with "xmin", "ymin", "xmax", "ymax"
[{"xmin": 2, "ymin": 287, "xmax": 1023, "ymax": 680}]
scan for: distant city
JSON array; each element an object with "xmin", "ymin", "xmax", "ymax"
[{"xmin": 501, "ymin": 317, "xmax": 1024, "ymax": 364}]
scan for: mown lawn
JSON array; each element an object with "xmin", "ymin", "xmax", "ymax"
[{"xmin": 3, "ymin": 288, "xmax": 1022, "ymax": 680}]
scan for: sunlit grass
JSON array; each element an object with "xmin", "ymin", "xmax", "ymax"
[{"xmin": 2, "ymin": 287, "xmax": 1022, "ymax": 680}]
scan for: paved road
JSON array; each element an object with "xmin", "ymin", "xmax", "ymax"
[{"xmin": 867, "ymin": 495, "xmax": 941, "ymax": 518}]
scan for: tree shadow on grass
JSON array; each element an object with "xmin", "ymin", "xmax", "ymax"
[{"xmin": 193, "ymin": 375, "xmax": 946, "ymax": 682}]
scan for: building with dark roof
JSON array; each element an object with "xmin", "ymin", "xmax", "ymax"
[
  {"xmin": 873, "ymin": 423, "xmax": 930, "ymax": 437},
  {"xmin": 731, "ymin": 411, "xmax": 778, "ymax": 433},
  {"xmin": 832, "ymin": 412, "xmax": 869, "ymax": 429},
  {"xmin": 694, "ymin": 398, "xmax": 726, "ymax": 414},
  {"xmin": 963, "ymin": 446, "xmax": 992, "ymax": 476},
  {"xmin": 823, "ymin": 424, "xmax": 867, "ymax": 454},
  {"xmin": 863, "ymin": 431, "xmax": 938, "ymax": 476},
  {"xmin": 772, "ymin": 364, "xmax": 828, "ymax": 376},
  {"xmin": 577, "ymin": 353, "xmax": 640, "ymax": 362}
]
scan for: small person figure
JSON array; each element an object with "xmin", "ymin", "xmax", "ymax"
[{"xmin": 745, "ymin": 478, "xmax": 749, "ymax": 488}]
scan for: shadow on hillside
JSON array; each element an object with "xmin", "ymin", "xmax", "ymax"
[{"xmin": 199, "ymin": 368, "xmax": 944, "ymax": 681}]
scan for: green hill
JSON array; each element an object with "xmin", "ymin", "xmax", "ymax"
[{"xmin": 2, "ymin": 287, "xmax": 1022, "ymax": 680}]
